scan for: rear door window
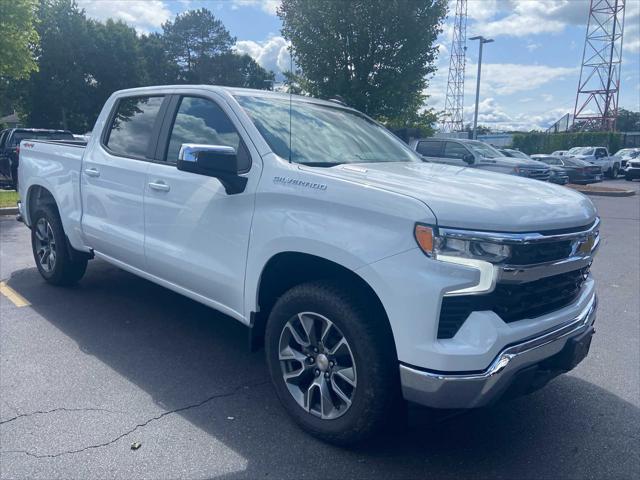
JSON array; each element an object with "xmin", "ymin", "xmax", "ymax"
[
  {"xmin": 105, "ymin": 96, "xmax": 164, "ymax": 159},
  {"xmin": 416, "ymin": 140, "xmax": 443, "ymax": 157}
]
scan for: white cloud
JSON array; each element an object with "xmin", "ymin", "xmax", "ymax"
[
  {"xmin": 465, "ymin": 97, "xmax": 572, "ymax": 131},
  {"xmin": 469, "ymin": 63, "xmax": 578, "ymax": 96},
  {"xmin": 77, "ymin": 0, "xmax": 172, "ymax": 33},
  {"xmin": 230, "ymin": 0, "xmax": 280, "ymax": 15},
  {"xmin": 235, "ymin": 36, "xmax": 291, "ymax": 78}
]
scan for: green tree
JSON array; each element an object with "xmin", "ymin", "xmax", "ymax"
[
  {"xmin": 616, "ymin": 109, "xmax": 640, "ymax": 132},
  {"xmin": 0, "ymin": 0, "xmax": 39, "ymax": 79},
  {"xmin": 201, "ymin": 53, "xmax": 275, "ymax": 89},
  {"xmin": 278, "ymin": 0, "xmax": 446, "ymax": 131},
  {"xmin": 162, "ymin": 8, "xmax": 236, "ymax": 83},
  {"xmin": 139, "ymin": 33, "xmax": 180, "ymax": 85}
]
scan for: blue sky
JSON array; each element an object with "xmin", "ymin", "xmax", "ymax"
[{"xmin": 78, "ymin": 0, "xmax": 639, "ymax": 131}]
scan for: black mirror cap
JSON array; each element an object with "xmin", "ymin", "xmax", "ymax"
[{"xmin": 463, "ymin": 153, "xmax": 475, "ymax": 164}]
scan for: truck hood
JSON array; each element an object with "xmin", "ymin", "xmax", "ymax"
[{"xmin": 324, "ymin": 162, "xmax": 596, "ymax": 232}]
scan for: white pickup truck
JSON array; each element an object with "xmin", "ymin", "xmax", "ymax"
[
  {"xmin": 17, "ymin": 86, "xmax": 599, "ymax": 445},
  {"xmin": 566, "ymin": 146, "xmax": 621, "ymax": 178}
]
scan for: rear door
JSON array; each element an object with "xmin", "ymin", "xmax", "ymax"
[
  {"xmin": 143, "ymin": 93, "xmax": 259, "ymax": 318},
  {"xmin": 81, "ymin": 95, "xmax": 168, "ymax": 269}
]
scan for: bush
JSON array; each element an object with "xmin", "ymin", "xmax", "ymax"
[{"xmin": 512, "ymin": 132, "xmax": 623, "ymax": 155}]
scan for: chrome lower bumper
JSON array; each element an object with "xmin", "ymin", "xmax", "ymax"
[{"xmin": 400, "ymin": 294, "xmax": 597, "ymax": 409}]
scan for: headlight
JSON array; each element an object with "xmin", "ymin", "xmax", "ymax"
[
  {"xmin": 414, "ymin": 224, "xmax": 502, "ymax": 295},
  {"xmin": 414, "ymin": 225, "xmax": 510, "ymax": 263}
]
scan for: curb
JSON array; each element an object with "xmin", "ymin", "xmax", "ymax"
[
  {"xmin": 0, "ymin": 207, "xmax": 18, "ymax": 216},
  {"xmin": 567, "ymin": 186, "xmax": 636, "ymax": 197}
]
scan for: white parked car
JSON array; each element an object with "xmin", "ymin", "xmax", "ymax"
[
  {"xmin": 17, "ymin": 86, "xmax": 600, "ymax": 444},
  {"xmin": 551, "ymin": 150, "xmax": 569, "ymax": 157}
]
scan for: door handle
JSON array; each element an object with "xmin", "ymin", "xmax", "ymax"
[
  {"xmin": 84, "ymin": 167, "xmax": 100, "ymax": 177},
  {"xmin": 148, "ymin": 181, "xmax": 170, "ymax": 192}
]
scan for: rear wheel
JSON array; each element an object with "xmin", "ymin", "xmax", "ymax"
[
  {"xmin": 265, "ymin": 280, "xmax": 402, "ymax": 445},
  {"xmin": 31, "ymin": 205, "xmax": 87, "ymax": 286}
]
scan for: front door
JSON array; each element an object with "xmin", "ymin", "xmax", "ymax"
[
  {"xmin": 81, "ymin": 95, "xmax": 166, "ymax": 269},
  {"xmin": 143, "ymin": 94, "xmax": 259, "ymax": 318}
]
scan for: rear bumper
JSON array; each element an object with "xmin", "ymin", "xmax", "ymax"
[{"xmin": 400, "ymin": 294, "xmax": 596, "ymax": 408}]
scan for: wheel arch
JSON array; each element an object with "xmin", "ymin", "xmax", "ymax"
[{"xmin": 249, "ymin": 251, "xmax": 395, "ymax": 356}]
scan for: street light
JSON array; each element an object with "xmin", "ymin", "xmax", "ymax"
[{"xmin": 469, "ymin": 35, "xmax": 494, "ymax": 140}]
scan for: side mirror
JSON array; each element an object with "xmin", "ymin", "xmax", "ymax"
[
  {"xmin": 462, "ymin": 153, "xmax": 475, "ymax": 164},
  {"xmin": 177, "ymin": 144, "xmax": 248, "ymax": 194}
]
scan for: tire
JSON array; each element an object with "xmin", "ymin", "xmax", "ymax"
[
  {"xmin": 30, "ymin": 205, "xmax": 87, "ymax": 286},
  {"xmin": 626, "ymin": 174, "xmax": 633, "ymax": 181},
  {"xmin": 265, "ymin": 280, "xmax": 402, "ymax": 445},
  {"xmin": 611, "ymin": 164, "xmax": 619, "ymax": 178}
]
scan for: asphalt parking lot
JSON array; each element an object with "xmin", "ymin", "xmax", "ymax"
[{"xmin": 1, "ymin": 180, "xmax": 639, "ymax": 480}]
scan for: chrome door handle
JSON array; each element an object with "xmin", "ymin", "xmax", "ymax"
[
  {"xmin": 148, "ymin": 181, "xmax": 170, "ymax": 192},
  {"xmin": 84, "ymin": 168, "xmax": 100, "ymax": 177}
]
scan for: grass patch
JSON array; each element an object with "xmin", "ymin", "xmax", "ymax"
[{"xmin": 0, "ymin": 190, "xmax": 19, "ymax": 208}]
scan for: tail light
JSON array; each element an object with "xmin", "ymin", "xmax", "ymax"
[{"xmin": 15, "ymin": 145, "xmax": 20, "ymax": 157}]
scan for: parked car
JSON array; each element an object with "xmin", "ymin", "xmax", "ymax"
[
  {"xmin": 411, "ymin": 138, "xmax": 551, "ymax": 181},
  {"xmin": 499, "ymin": 149, "xmax": 568, "ymax": 184},
  {"xmin": 0, "ymin": 128, "xmax": 75, "ymax": 188},
  {"xmin": 531, "ymin": 155, "xmax": 603, "ymax": 184},
  {"xmin": 566, "ymin": 146, "xmax": 620, "ymax": 178},
  {"xmin": 614, "ymin": 148, "xmax": 640, "ymax": 170},
  {"xmin": 624, "ymin": 157, "xmax": 640, "ymax": 181},
  {"xmin": 18, "ymin": 86, "xmax": 599, "ymax": 445},
  {"xmin": 551, "ymin": 150, "xmax": 569, "ymax": 157}
]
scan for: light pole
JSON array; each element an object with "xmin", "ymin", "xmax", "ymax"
[{"xmin": 469, "ymin": 36, "xmax": 493, "ymax": 140}]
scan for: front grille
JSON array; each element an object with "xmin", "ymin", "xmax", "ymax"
[
  {"xmin": 509, "ymin": 241, "xmax": 573, "ymax": 265},
  {"xmin": 586, "ymin": 166, "xmax": 601, "ymax": 174},
  {"xmin": 630, "ymin": 161, "xmax": 640, "ymax": 168},
  {"xmin": 438, "ymin": 268, "xmax": 589, "ymax": 339},
  {"xmin": 525, "ymin": 169, "xmax": 550, "ymax": 181}
]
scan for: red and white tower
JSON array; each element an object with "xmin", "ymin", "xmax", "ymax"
[{"xmin": 573, "ymin": 0, "xmax": 626, "ymax": 131}]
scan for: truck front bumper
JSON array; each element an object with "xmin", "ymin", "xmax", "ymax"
[{"xmin": 400, "ymin": 294, "xmax": 596, "ymax": 409}]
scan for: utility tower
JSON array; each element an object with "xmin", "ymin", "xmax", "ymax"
[
  {"xmin": 573, "ymin": 0, "xmax": 626, "ymax": 131},
  {"xmin": 440, "ymin": 0, "xmax": 468, "ymax": 133}
]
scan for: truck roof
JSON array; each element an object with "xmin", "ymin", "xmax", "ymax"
[{"xmin": 110, "ymin": 85, "xmax": 354, "ymax": 110}]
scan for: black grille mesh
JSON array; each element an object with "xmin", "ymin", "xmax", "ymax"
[{"xmin": 438, "ymin": 267, "xmax": 589, "ymax": 339}]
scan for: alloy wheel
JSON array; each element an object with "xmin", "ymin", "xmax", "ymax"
[
  {"xmin": 34, "ymin": 218, "xmax": 56, "ymax": 272},
  {"xmin": 278, "ymin": 312, "xmax": 357, "ymax": 419}
]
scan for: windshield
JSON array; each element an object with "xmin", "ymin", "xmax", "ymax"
[
  {"xmin": 10, "ymin": 131, "xmax": 74, "ymax": 147},
  {"xmin": 466, "ymin": 141, "xmax": 503, "ymax": 159},
  {"xmin": 568, "ymin": 147, "xmax": 594, "ymax": 155},
  {"xmin": 235, "ymin": 95, "xmax": 420, "ymax": 166}
]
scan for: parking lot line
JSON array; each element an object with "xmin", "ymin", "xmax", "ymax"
[{"xmin": 0, "ymin": 281, "xmax": 30, "ymax": 307}]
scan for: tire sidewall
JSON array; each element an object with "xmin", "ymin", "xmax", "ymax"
[
  {"xmin": 31, "ymin": 208, "xmax": 60, "ymax": 281},
  {"xmin": 265, "ymin": 283, "xmax": 396, "ymax": 442}
]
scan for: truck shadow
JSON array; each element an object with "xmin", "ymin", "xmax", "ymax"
[{"xmin": 5, "ymin": 261, "xmax": 639, "ymax": 479}]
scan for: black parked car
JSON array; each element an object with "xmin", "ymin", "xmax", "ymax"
[
  {"xmin": 531, "ymin": 155, "xmax": 603, "ymax": 184},
  {"xmin": 498, "ymin": 148, "xmax": 568, "ymax": 184},
  {"xmin": 0, "ymin": 128, "xmax": 75, "ymax": 188}
]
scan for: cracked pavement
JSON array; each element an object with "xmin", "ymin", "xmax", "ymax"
[{"xmin": 1, "ymin": 179, "xmax": 639, "ymax": 479}]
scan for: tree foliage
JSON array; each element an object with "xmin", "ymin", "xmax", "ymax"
[
  {"xmin": 278, "ymin": 0, "xmax": 446, "ymax": 134},
  {"xmin": 512, "ymin": 132, "xmax": 624, "ymax": 155},
  {"xmin": 2, "ymin": 1, "xmax": 274, "ymax": 131},
  {"xmin": 0, "ymin": 0, "xmax": 39, "ymax": 79},
  {"xmin": 616, "ymin": 109, "xmax": 640, "ymax": 132}
]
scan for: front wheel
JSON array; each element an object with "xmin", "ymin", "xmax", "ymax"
[
  {"xmin": 31, "ymin": 205, "xmax": 87, "ymax": 286},
  {"xmin": 608, "ymin": 164, "xmax": 619, "ymax": 178},
  {"xmin": 265, "ymin": 281, "xmax": 401, "ymax": 445}
]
